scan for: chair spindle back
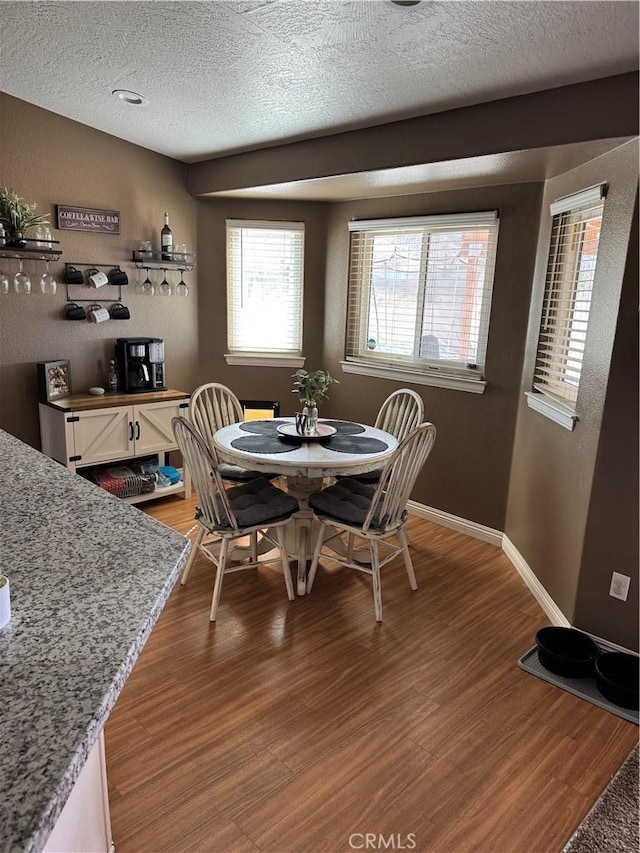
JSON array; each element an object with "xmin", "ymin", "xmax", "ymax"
[
  {"xmin": 374, "ymin": 388, "xmax": 424, "ymax": 442},
  {"xmin": 172, "ymin": 416, "xmax": 238, "ymax": 532},
  {"xmin": 363, "ymin": 422, "xmax": 436, "ymax": 534}
]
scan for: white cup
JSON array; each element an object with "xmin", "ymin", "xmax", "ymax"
[
  {"xmin": 88, "ymin": 270, "xmax": 108, "ymax": 288},
  {"xmin": 88, "ymin": 306, "xmax": 110, "ymax": 323}
]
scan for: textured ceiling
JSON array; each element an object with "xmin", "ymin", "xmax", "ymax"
[{"xmin": 1, "ymin": 1, "xmax": 638, "ymax": 165}]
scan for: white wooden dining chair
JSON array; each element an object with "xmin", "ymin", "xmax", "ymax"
[
  {"xmin": 172, "ymin": 416, "xmax": 298, "ymax": 622},
  {"xmin": 339, "ymin": 388, "xmax": 424, "ymax": 485},
  {"xmin": 306, "ymin": 422, "xmax": 436, "ymax": 621}
]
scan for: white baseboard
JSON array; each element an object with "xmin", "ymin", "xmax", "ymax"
[
  {"xmin": 407, "ymin": 500, "xmax": 503, "ymax": 547},
  {"xmin": 409, "ymin": 502, "xmax": 638, "ymax": 653},
  {"xmin": 583, "ymin": 632, "xmax": 639, "ymax": 657},
  {"xmin": 501, "ymin": 534, "xmax": 570, "ymax": 627}
]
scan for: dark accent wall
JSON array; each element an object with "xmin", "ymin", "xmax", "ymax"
[
  {"xmin": 504, "ymin": 142, "xmax": 638, "ymax": 636},
  {"xmin": 2, "ymin": 79, "xmax": 637, "ymax": 649},
  {"xmin": 573, "ymin": 195, "xmax": 639, "ymax": 650},
  {"xmin": 194, "ymin": 197, "xmax": 328, "ymax": 410},
  {"xmin": 0, "ymin": 94, "xmax": 199, "ymax": 449},
  {"xmin": 322, "ymin": 184, "xmax": 543, "ymax": 530}
]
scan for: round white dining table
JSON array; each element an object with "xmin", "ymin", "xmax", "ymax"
[{"xmin": 213, "ymin": 418, "xmax": 398, "ymax": 595}]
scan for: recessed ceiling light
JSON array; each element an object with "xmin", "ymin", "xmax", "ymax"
[{"xmin": 111, "ymin": 89, "xmax": 148, "ymax": 106}]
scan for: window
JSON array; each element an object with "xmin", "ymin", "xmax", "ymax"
[
  {"xmin": 527, "ymin": 184, "xmax": 605, "ymax": 430},
  {"xmin": 226, "ymin": 220, "xmax": 304, "ymax": 364},
  {"xmin": 344, "ymin": 212, "xmax": 499, "ymax": 392}
]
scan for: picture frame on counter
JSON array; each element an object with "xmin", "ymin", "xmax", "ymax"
[
  {"xmin": 56, "ymin": 205, "xmax": 120, "ymax": 234},
  {"xmin": 37, "ymin": 360, "xmax": 72, "ymax": 403}
]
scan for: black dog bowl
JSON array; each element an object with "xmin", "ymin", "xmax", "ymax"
[
  {"xmin": 595, "ymin": 652, "xmax": 639, "ymax": 710},
  {"xmin": 536, "ymin": 627, "xmax": 599, "ymax": 678}
]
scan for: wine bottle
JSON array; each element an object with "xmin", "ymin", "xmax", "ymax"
[{"xmin": 161, "ymin": 212, "xmax": 173, "ymax": 261}]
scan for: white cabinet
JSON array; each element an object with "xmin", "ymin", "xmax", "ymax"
[{"xmin": 39, "ymin": 390, "xmax": 191, "ymax": 503}]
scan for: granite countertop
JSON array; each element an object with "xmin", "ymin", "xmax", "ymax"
[{"xmin": 0, "ymin": 430, "xmax": 190, "ymax": 853}]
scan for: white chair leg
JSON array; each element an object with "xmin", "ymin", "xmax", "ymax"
[
  {"xmin": 398, "ymin": 527, "xmax": 417, "ymax": 590},
  {"xmin": 371, "ymin": 540, "xmax": 383, "ymax": 622},
  {"xmin": 347, "ymin": 532, "xmax": 354, "ymax": 561},
  {"xmin": 181, "ymin": 525, "xmax": 205, "ymax": 585},
  {"xmin": 275, "ymin": 526, "xmax": 295, "ymax": 601},
  {"xmin": 306, "ymin": 524, "xmax": 327, "ymax": 594},
  {"xmin": 209, "ymin": 537, "xmax": 228, "ymax": 622}
]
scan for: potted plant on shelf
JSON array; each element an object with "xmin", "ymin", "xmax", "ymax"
[
  {"xmin": 292, "ymin": 369, "xmax": 338, "ymax": 434},
  {"xmin": 0, "ymin": 186, "xmax": 50, "ymax": 248},
  {"xmin": 0, "ymin": 566, "xmax": 10, "ymax": 630}
]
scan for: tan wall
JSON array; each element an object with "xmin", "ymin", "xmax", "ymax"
[
  {"xmin": 194, "ymin": 197, "xmax": 328, "ymax": 410},
  {"xmin": 0, "ymin": 94, "xmax": 199, "ymax": 449},
  {"xmin": 504, "ymin": 142, "xmax": 639, "ymax": 629},
  {"xmin": 322, "ymin": 183, "xmax": 543, "ymax": 530},
  {"xmin": 573, "ymin": 196, "xmax": 639, "ymax": 650}
]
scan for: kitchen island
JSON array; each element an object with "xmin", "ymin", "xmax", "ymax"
[{"xmin": 0, "ymin": 430, "xmax": 190, "ymax": 852}]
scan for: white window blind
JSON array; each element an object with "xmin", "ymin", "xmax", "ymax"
[
  {"xmin": 226, "ymin": 219, "xmax": 304, "ymax": 354},
  {"xmin": 346, "ymin": 212, "xmax": 499, "ymax": 379},
  {"xmin": 532, "ymin": 185, "xmax": 605, "ymax": 407}
]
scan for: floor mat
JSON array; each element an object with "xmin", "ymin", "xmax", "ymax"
[{"xmin": 518, "ymin": 647, "xmax": 638, "ymax": 725}]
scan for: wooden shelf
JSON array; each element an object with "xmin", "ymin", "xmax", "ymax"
[{"xmin": 132, "ymin": 249, "xmax": 195, "ymax": 271}]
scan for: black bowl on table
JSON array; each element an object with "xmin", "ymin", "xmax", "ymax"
[
  {"xmin": 595, "ymin": 652, "xmax": 639, "ymax": 710},
  {"xmin": 535, "ymin": 627, "xmax": 600, "ymax": 678}
]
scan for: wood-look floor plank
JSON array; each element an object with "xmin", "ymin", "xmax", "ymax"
[{"xmin": 104, "ymin": 496, "xmax": 638, "ymax": 853}]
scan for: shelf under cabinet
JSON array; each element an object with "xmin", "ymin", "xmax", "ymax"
[{"xmin": 123, "ymin": 475, "xmax": 186, "ymax": 505}]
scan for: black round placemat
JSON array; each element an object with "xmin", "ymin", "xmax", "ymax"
[
  {"xmin": 326, "ymin": 436, "xmax": 389, "ymax": 454},
  {"xmin": 231, "ymin": 435, "xmax": 301, "ymax": 453},
  {"xmin": 320, "ymin": 420, "xmax": 366, "ymax": 435},
  {"xmin": 239, "ymin": 420, "xmax": 286, "ymax": 435}
]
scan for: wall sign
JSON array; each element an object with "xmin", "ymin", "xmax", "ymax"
[{"xmin": 56, "ymin": 205, "xmax": 120, "ymax": 234}]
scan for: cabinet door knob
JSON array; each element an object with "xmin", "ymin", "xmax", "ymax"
[
  {"xmin": 135, "ymin": 421, "xmax": 141, "ymax": 440},
  {"xmin": 129, "ymin": 421, "xmax": 135, "ymax": 441}
]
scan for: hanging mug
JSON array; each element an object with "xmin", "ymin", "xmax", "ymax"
[
  {"xmin": 65, "ymin": 266, "xmax": 84, "ymax": 285},
  {"xmin": 87, "ymin": 303, "xmax": 110, "ymax": 323},
  {"xmin": 109, "ymin": 302, "xmax": 130, "ymax": 320},
  {"xmin": 109, "ymin": 268, "xmax": 129, "ymax": 287},
  {"xmin": 87, "ymin": 268, "xmax": 108, "ymax": 288},
  {"xmin": 65, "ymin": 302, "xmax": 86, "ymax": 321}
]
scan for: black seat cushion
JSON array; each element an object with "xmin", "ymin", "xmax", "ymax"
[
  {"xmin": 224, "ymin": 477, "xmax": 298, "ymax": 528},
  {"xmin": 309, "ymin": 478, "xmax": 378, "ymax": 528},
  {"xmin": 336, "ymin": 468, "xmax": 381, "ymax": 485},
  {"xmin": 218, "ymin": 462, "xmax": 276, "ymax": 482}
]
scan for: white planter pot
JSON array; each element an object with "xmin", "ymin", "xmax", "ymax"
[{"xmin": 0, "ymin": 577, "xmax": 11, "ymax": 629}]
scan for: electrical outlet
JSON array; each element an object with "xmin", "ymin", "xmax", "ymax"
[{"xmin": 609, "ymin": 572, "xmax": 631, "ymax": 602}]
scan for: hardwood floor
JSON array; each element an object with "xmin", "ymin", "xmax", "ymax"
[{"xmin": 105, "ymin": 495, "xmax": 637, "ymax": 853}]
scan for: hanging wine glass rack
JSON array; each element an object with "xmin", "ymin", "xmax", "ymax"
[
  {"xmin": 0, "ymin": 237, "xmax": 63, "ymax": 262},
  {"xmin": 132, "ymin": 249, "xmax": 195, "ymax": 271}
]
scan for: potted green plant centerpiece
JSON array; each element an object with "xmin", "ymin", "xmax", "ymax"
[
  {"xmin": 292, "ymin": 368, "xmax": 338, "ymax": 435},
  {"xmin": 0, "ymin": 187, "xmax": 50, "ymax": 248},
  {"xmin": 0, "ymin": 566, "xmax": 10, "ymax": 630}
]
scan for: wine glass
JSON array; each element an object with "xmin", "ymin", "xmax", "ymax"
[
  {"xmin": 14, "ymin": 259, "xmax": 31, "ymax": 294},
  {"xmin": 0, "ymin": 271, "xmax": 9, "ymax": 294},
  {"xmin": 175, "ymin": 270, "xmax": 189, "ymax": 297},
  {"xmin": 140, "ymin": 271, "xmax": 155, "ymax": 296},
  {"xmin": 39, "ymin": 259, "xmax": 57, "ymax": 294},
  {"xmin": 158, "ymin": 270, "xmax": 172, "ymax": 296}
]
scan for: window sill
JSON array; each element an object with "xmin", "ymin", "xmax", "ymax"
[
  {"xmin": 225, "ymin": 353, "xmax": 305, "ymax": 368},
  {"xmin": 340, "ymin": 361, "xmax": 486, "ymax": 394},
  {"xmin": 525, "ymin": 391, "xmax": 577, "ymax": 431}
]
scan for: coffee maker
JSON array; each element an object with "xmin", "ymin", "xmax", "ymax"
[{"xmin": 115, "ymin": 338, "xmax": 166, "ymax": 393}]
